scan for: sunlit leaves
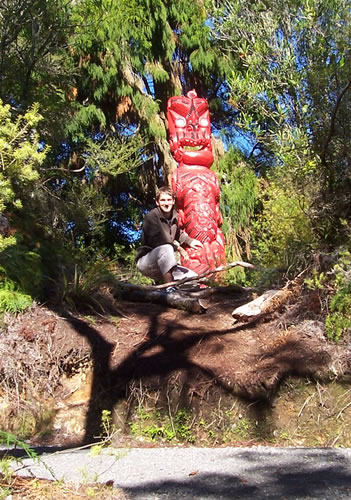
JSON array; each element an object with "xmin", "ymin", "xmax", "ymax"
[
  {"xmin": 251, "ymin": 173, "xmax": 315, "ymax": 271},
  {"xmin": 0, "ymin": 100, "xmax": 48, "ymax": 212}
]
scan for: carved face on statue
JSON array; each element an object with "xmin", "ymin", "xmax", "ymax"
[{"xmin": 167, "ymin": 90, "xmax": 214, "ymax": 168}]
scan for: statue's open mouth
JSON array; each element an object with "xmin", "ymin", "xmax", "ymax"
[
  {"xmin": 183, "ymin": 145, "xmax": 204, "ymax": 151},
  {"xmin": 178, "ymin": 137, "xmax": 211, "ymax": 150}
]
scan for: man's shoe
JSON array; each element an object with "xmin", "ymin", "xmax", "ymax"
[
  {"xmin": 172, "ymin": 265, "xmax": 198, "ymax": 281},
  {"xmin": 165, "ymin": 286, "xmax": 177, "ymax": 294}
]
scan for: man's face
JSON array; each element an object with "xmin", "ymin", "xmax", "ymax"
[{"xmin": 156, "ymin": 193, "xmax": 174, "ymax": 216}]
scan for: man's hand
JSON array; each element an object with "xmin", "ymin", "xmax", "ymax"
[
  {"xmin": 179, "ymin": 246, "xmax": 190, "ymax": 260},
  {"xmin": 190, "ymin": 239, "xmax": 203, "ymax": 249}
]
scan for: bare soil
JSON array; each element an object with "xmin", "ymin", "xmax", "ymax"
[
  {"xmin": 0, "ymin": 473, "xmax": 128, "ymax": 499},
  {"xmin": 1, "ymin": 286, "xmax": 351, "ymax": 448}
]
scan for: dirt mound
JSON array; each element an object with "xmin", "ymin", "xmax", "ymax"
[{"xmin": 1, "ymin": 287, "xmax": 350, "ymax": 445}]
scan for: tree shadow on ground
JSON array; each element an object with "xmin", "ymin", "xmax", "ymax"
[
  {"xmin": 59, "ymin": 300, "xmax": 338, "ymax": 445},
  {"xmin": 61, "ymin": 307, "xmax": 244, "ymax": 443},
  {"xmin": 2, "ymin": 292, "xmax": 345, "ymax": 459},
  {"xmin": 61, "ymin": 298, "xmax": 266, "ymax": 443},
  {"xmin": 121, "ymin": 455, "xmax": 351, "ymax": 499}
]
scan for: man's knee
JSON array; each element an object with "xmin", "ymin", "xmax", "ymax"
[
  {"xmin": 157, "ymin": 244, "xmax": 174, "ymax": 258},
  {"xmin": 157, "ymin": 245, "xmax": 177, "ymax": 275}
]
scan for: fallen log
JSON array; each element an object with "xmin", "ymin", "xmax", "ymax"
[
  {"xmin": 232, "ymin": 290, "xmax": 281, "ymax": 323},
  {"xmin": 116, "ymin": 282, "xmax": 208, "ymax": 314},
  {"xmin": 232, "ymin": 279, "xmax": 301, "ymax": 323},
  {"xmin": 113, "ymin": 260, "xmax": 254, "ymax": 314}
]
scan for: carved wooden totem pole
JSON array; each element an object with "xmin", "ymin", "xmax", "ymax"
[{"xmin": 167, "ymin": 90, "xmax": 226, "ymax": 275}]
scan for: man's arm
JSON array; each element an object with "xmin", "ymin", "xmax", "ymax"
[{"xmin": 178, "ymin": 230, "xmax": 203, "ymax": 250}]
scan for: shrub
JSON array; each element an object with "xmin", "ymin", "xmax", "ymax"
[
  {"xmin": 0, "ymin": 280, "xmax": 32, "ymax": 314},
  {"xmin": 251, "ymin": 174, "xmax": 315, "ymax": 284},
  {"xmin": 323, "ymin": 251, "xmax": 351, "ymax": 342}
]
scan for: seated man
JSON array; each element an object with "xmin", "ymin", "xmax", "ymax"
[{"xmin": 136, "ymin": 186, "xmax": 203, "ymax": 284}]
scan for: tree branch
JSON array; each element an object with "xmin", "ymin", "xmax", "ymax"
[
  {"xmin": 321, "ymin": 78, "xmax": 351, "ymax": 165},
  {"xmin": 151, "ymin": 260, "xmax": 255, "ymax": 290}
]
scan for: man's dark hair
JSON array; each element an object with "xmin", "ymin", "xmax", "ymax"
[{"xmin": 155, "ymin": 186, "xmax": 174, "ymax": 201}]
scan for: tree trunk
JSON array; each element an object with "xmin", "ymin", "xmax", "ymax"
[
  {"xmin": 114, "ymin": 282, "xmax": 210, "ymax": 314},
  {"xmin": 232, "ymin": 287, "xmax": 295, "ymax": 323}
]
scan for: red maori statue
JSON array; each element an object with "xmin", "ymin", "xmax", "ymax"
[{"xmin": 167, "ymin": 89, "xmax": 226, "ymax": 275}]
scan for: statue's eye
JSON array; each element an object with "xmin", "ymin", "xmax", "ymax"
[
  {"xmin": 200, "ymin": 118, "xmax": 209, "ymax": 127},
  {"xmin": 176, "ymin": 117, "xmax": 186, "ymax": 127}
]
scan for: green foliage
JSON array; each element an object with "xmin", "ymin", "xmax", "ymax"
[
  {"xmin": 0, "ymin": 280, "xmax": 33, "ymax": 315},
  {"xmin": 0, "ymin": 430, "xmax": 37, "ymax": 460},
  {"xmin": 325, "ymin": 251, "xmax": 351, "ymax": 342},
  {"xmin": 100, "ymin": 409, "xmax": 114, "ymax": 438},
  {"xmin": 303, "ymin": 250, "xmax": 351, "ymax": 342},
  {"xmin": 59, "ymin": 259, "xmax": 116, "ymax": 313},
  {"xmin": 0, "ymin": 100, "xmax": 53, "ymax": 301},
  {"xmin": 0, "ymin": 100, "xmax": 48, "ymax": 212},
  {"xmin": 0, "ymin": 0, "xmax": 74, "ymax": 142},
  {"xmin": 232, "ymin": 417, "xmax": 251, "ymax": 438},
  {"xmin": 129, "ymin": 407, "xmax": 195, "ymax": 443},
  {"xmin": 2, "ymin": 0, "xmax": 351, "ymax": 304},
  {"xmin": 305, "ymin": 270, "xmax": 327, "ymax": 290},
  {"xmin": 325, "ymin": 311, "xmax": 351, "ymax": 343},
  {"xmin": 0, "ymin": 0, "xmax": 237, "ymax": 299},
  {"xmin": 0, "ymin": 243, "xmax": 43, "ymax": 298},
  {"xmin": 0, "ymin": 430, "xmax": 59, "ymax": 496},
  {"xmin": 63, "ymin": 0, "xmax": 235, "ymax": 187},
  {"xmin": 85, "ymin": 134, "xmax": 149, "ymax": 177},
  {"xmin": 0, "ymin": 236, "xmax": 16, "ymax": 252},
  {"xmin": 251, "ymin": 170, "xmax": 316, "ymax": 280},
  {"xmin": 215, "ymin": 148, "xmax": 258, "ymax": 284},
  {"xmin": 97, "ymin": 409, "xmax": 120, "ymax": 445},
  {"xmin": 131, "ymin": 422, "xmax": 175, "ymax": 441},
  {"xmin": 217, "ymin": 149, "xmax": 258, "ymax": 247},
  {"xmin": 0, "ymin": 430, "xmax": 38, "ymax": 498},
  {"xmin": 173, "ymin": 409, "xmax": 195, "ymax": 443},
  {"xmin": 211, "ymin": 0, "xmax": 351, "ymax": 247}
]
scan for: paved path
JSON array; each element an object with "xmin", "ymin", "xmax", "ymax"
[{"xmin": 14, "ymin": 446, "xmax": 351, "ymax": 499}]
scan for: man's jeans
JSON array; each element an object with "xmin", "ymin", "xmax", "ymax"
[{"xmin": 137, "ymin": 244, "xmax": 197, "ymax": 282}]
